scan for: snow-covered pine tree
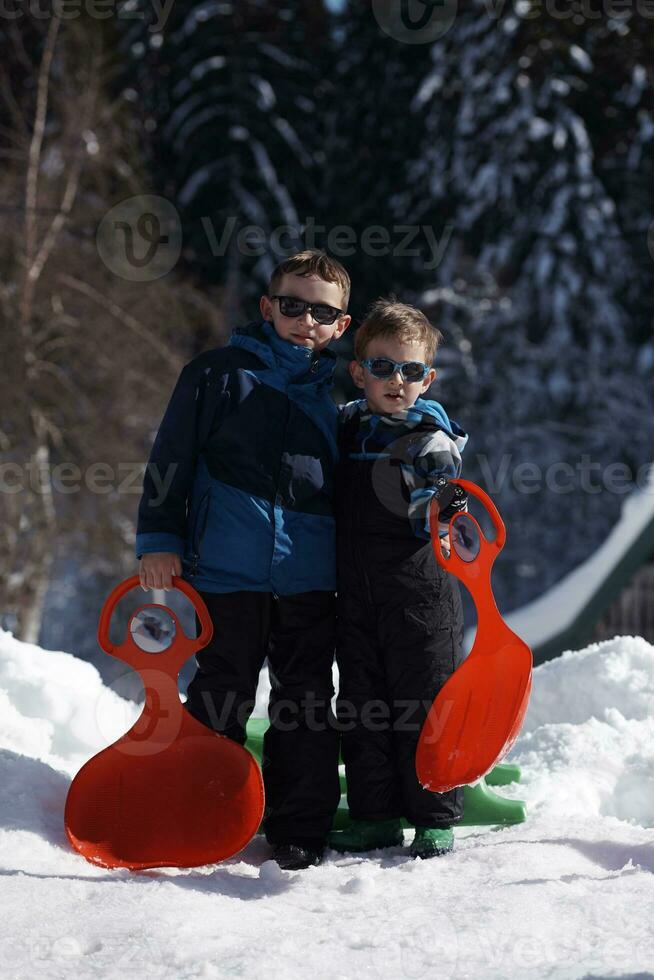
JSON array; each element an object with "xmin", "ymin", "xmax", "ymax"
[
  {"xmin": 325, "ymin": 0, "xmax": 436, "ymax": 318},
  {"xmin": 414, "ymin": 2, "xmax": 654, "ymax": 607},
  {"xmin": 118, "ymin": 0, "xmax": 333, "ymax": 319}
]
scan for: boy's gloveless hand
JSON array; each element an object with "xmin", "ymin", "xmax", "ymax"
[{"xmin": 139, "ymin": 552, "xmax": 182, "ymax": 591}]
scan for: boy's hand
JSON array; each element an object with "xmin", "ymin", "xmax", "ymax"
[
  {"xmin": 432, "ymin": 475, "xmax": 468, "ymax": 522},
  {"xmin": 139, "ymin": 552, "xmax": 182, "ymax": 591}
]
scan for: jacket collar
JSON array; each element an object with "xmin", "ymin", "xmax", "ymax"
[
  {"xmin": 344, "ymin": 396, "xmax": 468, "ymax": 448},
  {"xmin": 229, "ymin": 320, "xmax": 337, "ymax": 386}
]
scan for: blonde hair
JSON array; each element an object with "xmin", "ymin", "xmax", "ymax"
[
  {"xmin": 354, "ymin": 297, "xmax": 443, "ymax": 363},
  {"xmin": 268, "ymin": 250, "xmax": 351, "ymax": 309}
]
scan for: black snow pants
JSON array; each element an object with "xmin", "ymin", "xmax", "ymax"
[
  {"xmin": 336, "ymin": 540, "xmax": 466, "ymax": 828},
  {"xmin": 184, "ymin": 590, "xmax": 341, "ymax": 848},
  {"xmin": 333, "ymin": 406, "xmax": 467, "ymax": 828}
]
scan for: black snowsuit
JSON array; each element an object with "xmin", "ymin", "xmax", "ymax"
[{"xmin": 335, "ymin": 399, "xmax": 467, "ymax": 828}]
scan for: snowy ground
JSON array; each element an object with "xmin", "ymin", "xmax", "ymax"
[{"xmin": 1, "ymin": 628, "xmax": 653, "ymax": 980}]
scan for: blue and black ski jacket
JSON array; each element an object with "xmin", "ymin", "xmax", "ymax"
[
  {"xmin": 337, "ymin": 397, "xmax": 468, "ymax": 541},
  {"xmin": 135, "ymin": 320, "xmax": 339, "ymax": 594}
]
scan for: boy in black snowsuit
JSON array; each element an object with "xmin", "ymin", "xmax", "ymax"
[
  {"xmin": 137, "ymin": 250, "xmax": 351, "ymax": 870},
  {"xmin": 330, "ymin": 299, "xmax": 468, "ymax": 859}
]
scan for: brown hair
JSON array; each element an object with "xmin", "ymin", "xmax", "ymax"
[
  {"xmin": 268, "ymin": 250, "xmax": 351, "ymax": 309},
  {"xmin": 354, "ymin": 297, "xmax": 443, "ymax": 363}
]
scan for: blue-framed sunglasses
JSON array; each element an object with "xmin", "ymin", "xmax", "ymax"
[{"xmin": 361, "ymin": 357, "xmax": 431, "ymax": 383}]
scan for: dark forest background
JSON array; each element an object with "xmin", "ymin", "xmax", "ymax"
[{"xmin": 1, "ymin": 1, "xmax": 653, "ymax": 687}]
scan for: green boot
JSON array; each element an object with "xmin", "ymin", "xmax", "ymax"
[
  {"xmin": 410, "ymin": 826, "xmax": 454, "ymax": 859},
  {"xmin": 328, "ymin": 818, "xmax": 404, "ymax": 853}
]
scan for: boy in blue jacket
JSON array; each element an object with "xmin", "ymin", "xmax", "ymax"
[
  {"xmin": 136, "ymin": 250, "xmax": 351, "ymax": 870},
  {"xmin": 330, "ymin": 298, "xmax": 468, "ymax": 860}
]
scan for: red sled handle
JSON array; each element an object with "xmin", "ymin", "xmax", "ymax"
[
  {"xmin": 97, "ymin": 575, "xmax": 213, "ymax": 672},
  {"xmin": 429, "ymin": 479, "xmax": 506, "ymax": 584}
]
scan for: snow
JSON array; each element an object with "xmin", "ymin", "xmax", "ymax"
[
  {"xmin": 170, "ymin": 1, "xmax": 231, "ymax": 41},
  {"xmin": 249, "ymin": 139, "xmax": 298, "ymax": 227},
  {"xmin": 251, "ymin": 75, "xmax": 276, "ymax": 112},
  {"xmin": 1, "ymin": 628, "xmax": 653, "ymax": 979},
  {"xmin": 413, "ymin": 72, "xmax": 443, "ymax": 109},
  {"xmin": 528, "ymin": 117, "xmax": 551, "ymax": 140},
  {"xmin": 171, "ymin": 57, "xmax": 226, "ymax": 100},
  {"xmin": 569, "ymin": 45, "xmax": 593, "ymax": 73}
]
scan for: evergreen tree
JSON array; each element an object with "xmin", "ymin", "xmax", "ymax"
[
  {"xmin": 118, "ymin": 0, "xmax": 333, "ymax": 319},
  {"xmin": 326, "ymin": 0, "xmax": 437, "ymax": 319},
  {"xmin": 416, "ymin": 1, "xmax": 654, "ymax": 607}
]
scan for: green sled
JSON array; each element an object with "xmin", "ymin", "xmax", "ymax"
[{"xmin": 244, "ymin": 717, "xmax": 526, "ymax": 831}]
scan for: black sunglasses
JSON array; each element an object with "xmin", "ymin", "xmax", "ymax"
[{"xmin": 272, "ymin": 294, "xmax": 345, "ymax": 325}]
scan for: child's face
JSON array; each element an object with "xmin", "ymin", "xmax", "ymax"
[
  {"xmin": 260, "ymin": 273, "xmax": 351, "ymax": 351},
  {"xmin": 349, "ymin": 336, "xmax": 436, "ymax": 414}
]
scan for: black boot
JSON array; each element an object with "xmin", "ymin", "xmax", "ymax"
[{"xmin": 272, "ymin": 843, "xmax": 324, "ymax": 870}]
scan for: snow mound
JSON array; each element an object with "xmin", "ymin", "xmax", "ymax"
[
  {"xmin": 508, "ymin": 635, "xmax": 654, "ymax": 828},
  {"xmin": 1, "ymin": 627, "xmax": 653, "ymax": 831},
  {"xmin": 522, "ymin": 634, "xmax": 654, "ymax": 731},
  {"xmin": 0, "ymin": 627, "xmax": 139, "ymax": 777},
  {"xmin": 1, "ymin": 630, "xmax": 654, "ymax": 980}
]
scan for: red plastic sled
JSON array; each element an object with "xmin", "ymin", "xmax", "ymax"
[
  {"xmin": 416, "ymin": 481, "xmax": 533, "ymax": 793},
  {"xmin": 64, "ymin": 575, "xmax": 264, "ymax": 870}
]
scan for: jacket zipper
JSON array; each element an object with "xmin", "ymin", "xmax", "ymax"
[
  {"xmin": 188, "ymin": 488, "xmax": 211, "ymax": 578},
  {"xmin": 354, "ymin": 459, "xmax": 375, "ymax": 608},
  {"xmin": 269, "ymin": 355, "xmax": 317, "ymax": 596},
  {"xmin": 269, "ymin": 395, "xmax": 291, "ymax": 592}
]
